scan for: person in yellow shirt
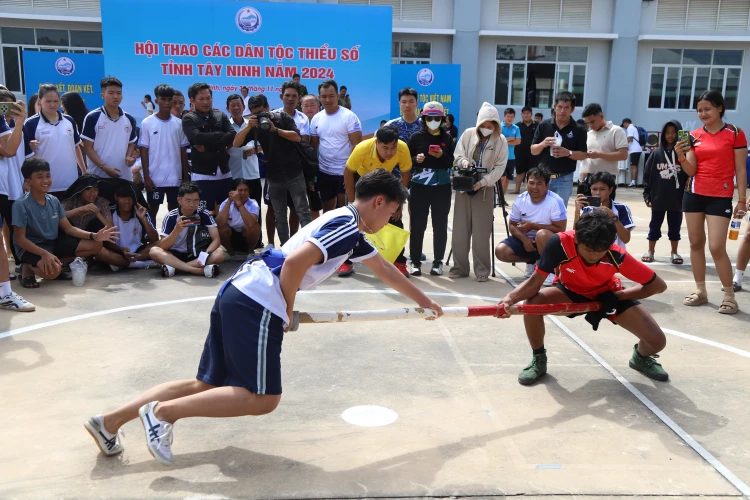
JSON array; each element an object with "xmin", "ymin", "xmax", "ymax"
[{"xmin": 338, "ymin": 126, "xmax": 412, "ymax": 277}]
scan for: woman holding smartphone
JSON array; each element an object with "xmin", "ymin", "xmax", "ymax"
[
  {"xmin": 407, "ymin": 101, "xmax": 454, "ymax": 276},
  {"xmin": 676, "ymin": 90, "xmax": 747, "ymax": 314}
]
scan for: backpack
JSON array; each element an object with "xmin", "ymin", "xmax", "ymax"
[{"xmin": 636, "ymin": 125, "xmax": 648, "ymax": 147}]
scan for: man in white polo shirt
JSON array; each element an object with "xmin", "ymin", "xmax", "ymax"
[
  {"xmin": 81, "ymin": 77, "xmax": 138, "ymax": 181},
  {"xmin": 579, "ymin": 103, "xmax": 628, "ymax": 198},
  {"xmin": 139, "ymin": 84, "xmax": 189, "ymax": 221},
  {"xmin": 622, "ymin": 117, "xmax": 643, "ymax": 187},
  {"xmin": 310, "ymin": 80, "xmax": 362, "ymax": 212}
]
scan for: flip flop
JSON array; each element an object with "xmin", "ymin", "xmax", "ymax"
[
  {"xmin": 21, "ymin": 275, "xmax": 39, "ymax": 288},
  {"xmin": 641, "ymin": 252, "xmax": 654, "ymax": 263},
  {"xmin": 670, "ymin": 254, "xmax": 683, "ymax": 265},
  {"xmin": 718, "ymin": 297, "xmax": 739, "ymax": 314},
  {"xmin": 683, "ymin": 291, "xmax": 708, "ymax": 306}
]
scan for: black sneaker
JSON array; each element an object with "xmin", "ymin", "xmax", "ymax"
[
  {"xmin": 410, "ymin": 262, "xmax": 421, "ymax": 276},
  {"xmin": 430, "ymin": 261, "xmax": 443, "ymax": 276}
]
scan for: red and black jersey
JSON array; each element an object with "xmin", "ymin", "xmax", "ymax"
[
  {"xmin": 687, "ymin": 124, "xmax": 747, "ymax": 198},
  {"xmin": 536, "ymin": 231, "xmax": 656, "ymax": 298}
]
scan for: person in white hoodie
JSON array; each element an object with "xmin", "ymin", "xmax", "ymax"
[{"xmin": 450, "ymin": 102, "xmax": 508, "ymax": 282}]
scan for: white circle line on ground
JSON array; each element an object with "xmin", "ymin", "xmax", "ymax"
[{"xmin": 493, "ymin": 265, "xmax": 750, "ymax": 498}]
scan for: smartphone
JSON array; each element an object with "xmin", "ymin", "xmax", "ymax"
[
  {"xmin": 677, "ymin": 130, "xmax": 690, "ymax": 144},
  {"xmin": 181, "ymin": 215, "xmax": 201, "ymax": 225},
  {"xmin": 429, "ymin": 144, "xmax": 441, "ymax": 154},
  {"xmin": 586, "ymin": 196, "xmax": 601, "ymax": 207},
  {"xmin": 0, "ymin": 102, "xmax": 20, "ymax": 116}
]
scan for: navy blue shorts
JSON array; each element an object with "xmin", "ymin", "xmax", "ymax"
[
  {"xmin": 317, "ymin": 171, "xmax": 345, "ymax": 202},
  {"xmin": 196, "ymin": 178, "xmax": 233, "ymax": 213},
  {"xmin": 503, "ymin": 159, "xmax": 517, "ymax": 179},
  {"xmin": 197, "ymin": 283, "xmax": 285, "ymax": 395},
  {"xmin": 147, "ymin": 186, "xmax": 179, "ymax": 207},
  {"xmin": 500, "ymin": 236, "xmax": 540, "ymax": 263}
]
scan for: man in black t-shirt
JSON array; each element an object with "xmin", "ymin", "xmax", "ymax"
[
  {"xmin": 514, "ymin": 106, "xmax": 538, "ymax": 193},
  {"xmin": 531, "ymin": 92, "xmax": 587, "ymax": 207}
]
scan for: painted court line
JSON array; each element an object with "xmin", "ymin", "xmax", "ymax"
[{"xmin": 493, "ymin": 265, "xmax": 750, "ymax": 498}]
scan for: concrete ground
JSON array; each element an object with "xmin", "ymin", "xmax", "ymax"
[{"xmin": 1, "ymin": 186, "xmax": 749, "ymax": 499}]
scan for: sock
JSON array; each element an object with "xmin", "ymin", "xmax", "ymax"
[
  {"xmin": 97, "ymin": 415, "xmax": 116, "ymax": 437},
  {"xmin": 735, "ymin": 269, "xmax": 745, "ymax": 284},
  {"xmin": 695, "ymin": 281, "xmax": 707, "ymax": 297},
  {"xmin": 0, "ymin": 281, "xmax": 10, "ymax": 297},
  {"xmin": 532, "ymin": 346, "xmax": 545, "ymax": 355}
]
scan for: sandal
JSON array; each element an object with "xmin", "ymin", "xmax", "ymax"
[
  {"xmin": 718, "ymin": 297, "xmax": 739, "ymax": 315},
  {"xmin": 448, "ymin": 270, "xmax": 467, "ymax": 279},
  {"xmin": 641, "ymin": 252, "xmax": 654, "ymax": 263},
  {"xmin": 55, "ymin": 272, "xmax": 72, "ymax": 281},
  {"xmin": 477, "ymin": 275, "xmax": 489, "ymax": 282},
  {"xmin": 683, "ymin": 291, "xmax": 708, "ymax": 306},
  {"xmin": 21, "ymin": 275, "xmax": 39, "ymax": 288},
  {"xmin": 670, "ymin": 254, "xmax": 683, "ymax": 265}
]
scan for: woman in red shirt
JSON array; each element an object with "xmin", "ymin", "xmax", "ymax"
[{"xmin": 676, "ymin": 90, "xmax": 748, "ymax": 314}]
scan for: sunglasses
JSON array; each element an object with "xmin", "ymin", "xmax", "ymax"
[{"xmin": 423, "ymin": 116, "xmax": 443, "ymax": 122}]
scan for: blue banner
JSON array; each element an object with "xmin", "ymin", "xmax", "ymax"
[
  {"xmin": 101, "ymin": 0, "xmax": 392, "ymax": 132},
  {"xmin": 390, "ymin": 64, "xmax": 461, "ymax": 130},
  {"xmin": 22, "ymin": 51, "xmax": 105, "ymax": 110}
]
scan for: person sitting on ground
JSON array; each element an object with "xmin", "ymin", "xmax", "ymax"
[
  {"xmin": 574, "ymin": 171, "xmax": 634, "ymax": 250},
  {"xmin": 494, "ymin": 166, "xmax": 567, "ymax": 286},
  {"xmin": 13, "ymin": 158, "xmax": 118, "ymax": 288},
  {"xmin": 642, "ymin": 120, "xmax": 687, "ymax": 265},
  {"xmin": 496, "ymin": 209, "xmax": 669, "ymax": 386},
  {"xmin": 149, "ymin": 181, "xmax": 224, "ymax": 278},
  {"xmin": 216, "ymin": 178, "xmax": 261, "ymax": 256},
  {"xmin": 109, "ymin": 184, "xmax": 160, "ymax": 270}
]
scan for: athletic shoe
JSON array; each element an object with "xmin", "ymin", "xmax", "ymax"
[
  {"xmin": 0, "ymin": 292, "xmax": 35, "ymax": 312},
  {"xmin": 524, "ymin": 263, "xmax": 536, "ymax": 278},
  {"xmin": 395, "ymin": 262, "xmax": 410, "ymax": 277},
  {"xmin": 84, "ymin": 414, "xmax": 123, "ymax": 456},
  {"xmin": 629, "ymin": 180, "xmax": 636, "ymax": 187},
  {"xmin": 410, "ymin": 262, "xmax": 422, "ymax": 276},
  {"xmin": 9, "ymin": 272, "xmax": 15, "ymax": 281},
  {"xmin": 721, "ymin": 281, "xmax": 742, "ymax": 292},
  {"xmin": 430, "ymin": 262, "xmax": 443, "ymax": 276},
  {"xmin": 337, "ymin": 262, "xmax": 354, "ymax": 277},
  {"xmin": 628, "ymin": 344, "xmax": 669, "ymax": 381},
  {"xmin": 204, "ymin": 264, "xmax": 220, "ymax": 278},
  {"xmin": 542, "ymin": 274, "xmax": 555, "ymax": 287},
  {"xmin": 518, "ymin": 350, "xmax": 547, "ymax": 385},
  {"xmin": 139, "ymin": 401, "xmax": 174, "ymax": 465}
]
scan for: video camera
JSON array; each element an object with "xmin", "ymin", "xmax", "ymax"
[{"xmin": 452, "ymin": 160, "xmax": 487, "ymax": 192}]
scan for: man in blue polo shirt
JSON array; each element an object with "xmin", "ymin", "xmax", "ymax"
[
  {"xmin": 500, "ymin": 108, "xmax": 521, "ymax": 196},
  {"xmin": 81, "ymin": 77, "xmax": 138, "ymax": 181}
]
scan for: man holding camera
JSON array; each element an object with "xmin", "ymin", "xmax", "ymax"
[{"xmin": 233, "ymin": 94, "xmax": 311, "ymax": 245}]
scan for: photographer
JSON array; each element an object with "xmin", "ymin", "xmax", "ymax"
[
  {"xmin": 450, "ymin": 102, "xmax": 508, "ymax": 282},
  {"xmin": 574, "ymin": 171, "xmax": 634, "ymax": 250},
  {"xmin": 181, "ymin": 83, "xmax": 235, "ymax": 214},
  {"xmin": 233, "ymin": 94, "xmax": 311, "ymax": 245}
]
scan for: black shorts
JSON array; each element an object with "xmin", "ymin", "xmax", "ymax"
[
  {"xmin": 500, "ymin": 236, "xmax": 540, "ymax": 263},
  {"xmin": 196, "ymin": 178, "xmax": 233, "ymax": 213},
  {"xmin": 307, "ymin": 185, "xmax": 323, "ymax": 212},
  {"xmin": 515, "ymin": 155, "xmax": 534, "ymax": 175},
  {"xmin": 554, "ymin": 283, "xmax": 639, "ymax": 323},
  {"xmin": 262, "ymin": 179, "xmax": 295, "ymax": 208},
  {"xmin": 629, "ymin": 152, "xmax": 642, "ymax": 166},
  {"xmin": 147, "ymin": 186, "xmax": 179, "ymax": 207},
  {"xmin": 503, "ymin": 159, "xmax": 518, "ymax": 179},
  {"xmin": 19, "ymin": 233, "xmax": 81, "ymax": 266},
  {"xmin": 317, "ymin": 171, "xmax": 345, "ymax": 202},
  {"xmin": 169, "ymin": 249, "xmax": 197, "ymax": 262},
  {"xmin": 682, "ymin": 191, "xmax": 733, "ymax": 218},
  {"xmin": 230, "ymin": 228, "xmax": 250, "ymax": 253}
]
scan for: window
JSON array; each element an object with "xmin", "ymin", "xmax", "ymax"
[
  {"xmin": 392, "ymin": 41, "xmax": 431, "ymax": 64},
  {"xmin": 0, "ymin": 28, "xmax": 103, "ymax": 93},
  {"xmin": 648, "ymin": 48, "xmax": 743, "ymax": 110},
  {"xmin": 495, "ymin": 44, "xmax": 587, "ymax": 108},
  {"xmin": 498, "ymin": 0, "xmax": 592, "ymax": 28},
  {"xmin": 339, "ymin": 0, "xmax": 433, "ymax": 21},
  {"xmin": 655, "ymin": 0, "xmax": 750, "ymax": 31}
]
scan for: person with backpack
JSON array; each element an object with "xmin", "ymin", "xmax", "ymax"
[{"xmin": 622, "ymin": 118, "xmax": 646, "ymax": 187}]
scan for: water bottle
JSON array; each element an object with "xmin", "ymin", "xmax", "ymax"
[
  {"xmin": 550, "ymin": 131, "xmax": 562, "ymax": 156},
  {"xmin": 729, "ymin": 217, "xmax": 741, "ymax": 240}
]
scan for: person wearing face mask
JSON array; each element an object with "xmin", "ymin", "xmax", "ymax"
[
  {"xmin": 407, "ymin": 101, "xmax": 454, "ymax": 276},
  {"xmin": 450, "ymin": 102, "xmax": 508, "ymax": 282}
]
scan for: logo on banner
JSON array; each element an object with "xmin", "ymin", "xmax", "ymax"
[
  {"xmin": 55, "ymin": 57, "xmax": 75, "ymax": 76},
  {"xmin": 236, "ymin": 7, "xmax": 262, "ymax": 33},
  {"xmin": 416, "ymin": 68, "xmax": 434, "ymax": 87}
]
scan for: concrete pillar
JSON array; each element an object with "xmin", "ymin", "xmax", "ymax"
[
  {"xmin": 604, "ymin": 0, "xmax": 640, "ymax": 123},
  {"xmin": 452, "ymin": 0, "xmax": 481, "ymax": 133}
]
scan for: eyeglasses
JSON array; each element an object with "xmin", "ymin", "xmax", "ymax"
[{"xmin": 423, "ymin": 116, "xmax": 443, "ymax": 122}]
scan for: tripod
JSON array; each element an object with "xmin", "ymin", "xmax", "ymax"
[{"xmin": 446, "ymin": 181, "xmax": 512, "ymax": 277}]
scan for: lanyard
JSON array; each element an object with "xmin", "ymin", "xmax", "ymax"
[
  {"xmin": 664, "ymin": 150, "xmax": 679, "ymax": 189},
  {"xmin": 476, "ymin": 137, "xmax": 488, "ymax": 169}
]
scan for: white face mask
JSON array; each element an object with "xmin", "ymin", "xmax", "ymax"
[
  {"xmin": 426, "ymin": 120, "xmax": 441, "ymax": 131},
  {"xmin": 479, "ymin": 127, "xmax": 493, "ymax": 137}
]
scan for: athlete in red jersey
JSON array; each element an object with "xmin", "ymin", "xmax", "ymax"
[
  {"xmin": 676, "ymin": 89, "xmax": 748, "ymax": 314},
  {"xmin": 496, "ymin": 209, "xmax": 669, "ymax": 385}
]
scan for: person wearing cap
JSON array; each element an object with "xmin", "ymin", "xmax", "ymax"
[{"xmin": 407, "ymin": 101, "xmax": 454, "ymax": 276}]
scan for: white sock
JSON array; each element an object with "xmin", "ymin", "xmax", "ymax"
[
  {"xmin": 0, "ymin": 281, "xmax": 11, "ymax": 297},
  {"xmin": 735, "ymin": 269, "xmax": 745, "ymax": 284}
]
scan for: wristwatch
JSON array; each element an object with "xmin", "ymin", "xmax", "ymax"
[
  {"xmin": 568, "ymin": 150, "xmax": 573, "ymax": 157},
  {"xmin": 89, "ymin": 232, "xmax": 94, "ymax": 240}
]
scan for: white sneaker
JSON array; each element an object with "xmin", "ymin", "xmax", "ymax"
[
  {"xmin": 524, "ymin": 263, "xmax": 536, "ymax": 278},
  {"xmin": 430, "ymin": 262, "xmax": 443, "ymax": 276},
  {"xmin": 138, "ymin": 401, "xmax": 174, "ymax": 465},
  {"xmin": 629, "ymin": 180, "xmax": 636, "ymax": 187},
  {"xmin": 543, "ymin": 274, "xmax": 555, "ymax": 287},
  {"xmin": 0, "ymin": 291, "xmax": 35, "ymax": 312},
  {"xmin": 84, "ymin": 414, "xmax": 123, "ymax": 456},
  {"xmin": 204, "ymin": 264, "xmax": 220, "ymax": 278},
  {"xmin": 410, "ymin": 262, "xmax": 421, "ymax": 276}
]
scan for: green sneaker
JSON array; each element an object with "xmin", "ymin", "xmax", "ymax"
[
  {"xmin": 518, "ymin": 350, "xmax": 547, "ymax": 385},
  {"xmin": 628, "ymin": 344, "xmax": 669, "ymax": 381}
]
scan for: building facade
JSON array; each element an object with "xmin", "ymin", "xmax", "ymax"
[{"xmin": 2, "ymin": 0, "xmax": 749, "ymax": 135}]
